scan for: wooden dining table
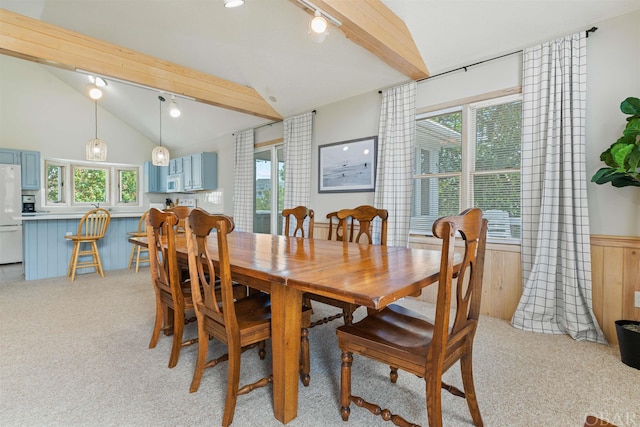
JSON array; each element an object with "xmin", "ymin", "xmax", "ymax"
[{"xmin": 130, "ymin": 231, "xmax": 448, "ymax": 424}]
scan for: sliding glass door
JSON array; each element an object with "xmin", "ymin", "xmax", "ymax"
[{"xmin": 254, "ymin": 145, "xmax": 284, "ymax": 234}]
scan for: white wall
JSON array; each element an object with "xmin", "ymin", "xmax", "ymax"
[
  {"xmin": 0, "ymin": 55, "xmax": 155, "ymax": 164},
  {"xmin": 305, "ymin": 10, "xmax": 639, "ymax": 237},
  {"xmin": 585, "ymin": 10, "xmax": 640, "ymax": 236},
  {"xmin": 2, "ymin": 10, "xmax": 638, "ymax": 235}
]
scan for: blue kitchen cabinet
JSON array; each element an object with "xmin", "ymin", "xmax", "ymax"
[
  {"xmin": 189, "ymin": 152, "xmax": 217, "ymax": 191},
  {"xmin": 0, "ymin": 148, "xmax": 41, "ymax": 190},
  {"xmin": 144, "ymin": 161, "xmax": 168, "ymax": 193}
]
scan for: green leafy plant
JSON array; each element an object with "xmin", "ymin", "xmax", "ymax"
[{"xmin": 591, "ymin": 97, "xmax": 640, "ymax": 187}]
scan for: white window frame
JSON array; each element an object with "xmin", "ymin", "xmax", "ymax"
[
  {"xmin": 116, "ymin": 167, "xmax": 139, "ymax": 205},
  {"xmin": 412, "ymin": 92, "xmax": 522, "ymax": 243},
  {"xmin": 44, "ymin": 160, "xmax": 66, "ymax": 204},
  {"xmin": 43, "ymin": 159, "xmax": 142, "ymax": 208},
  {"xmin": 254, "ymin": 143, "xmax": 284, "ymax": 235}
]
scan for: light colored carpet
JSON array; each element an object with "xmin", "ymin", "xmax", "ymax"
[{"xmin": 0, "ymin": 269, "xmax": 638, "ymax": 427}]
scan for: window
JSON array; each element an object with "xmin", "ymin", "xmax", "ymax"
[
  {"xmin": 73, "ymin": 165, "xmax": 109, "ymax": 204},
  {"xmin": 411, "ymin": 94, "xmax": 522, "ymax": 240},
  {"xmin": 45, "ymin": 161, "xmax": 65, "ymax": 204},
  {"xmin": 118, "ymin": 168, "xmax": 138, "ymax": 204},
  {"xmin": 45, "ymin": 160, "xmax": 141, "ymax": 208},
  {"xmin": 254, "ymin": 145, "xmax": 284, "ymax": 234}
]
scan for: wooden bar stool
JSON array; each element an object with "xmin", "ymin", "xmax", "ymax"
[
  {"xmin": 127, "ymin": 210, "xmax": 150, "ymax": 272},
  {"xmin": 65, "ymin": 208, "xmax": 111, "ymax": 282}
]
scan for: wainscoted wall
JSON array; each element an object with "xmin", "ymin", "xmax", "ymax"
[
  {"xmin": 591, "ymin": 235, "xmax": 640, "ymax": 346},
  {"xmin": 313, "ymin": 222, "xmax": 639, "ymax": 345}
]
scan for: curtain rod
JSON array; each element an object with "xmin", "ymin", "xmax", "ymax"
[
  {"xmin": 233, "ymin": 110, "xmax": 316, "ymax": 135},
  {"xmin": 413, "ymin": 26, "xmax": 598, "ymax": 83}
]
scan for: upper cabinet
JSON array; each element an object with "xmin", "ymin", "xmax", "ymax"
[
  {"xmin": 0, "ymin": 148, "xmax": 41, "ymax": 190},
  {"xmin": 144, "ymin": 161, "xmax": 168, "ymax": 193},
  {"xmin": 169, "ymin": 157, "xmax": 183, "ymax": 175},
  {"xmin": 184, "ymin": 152, "xmax": 217, "ymax": 191},
  {"xmin": 144, "ymin": 152, "xmax": 216, "ymax": 193}
]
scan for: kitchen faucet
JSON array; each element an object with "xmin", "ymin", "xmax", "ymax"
[{"xmin": 91, "ymin": 203, "xmax": 100, "ymax": 209}]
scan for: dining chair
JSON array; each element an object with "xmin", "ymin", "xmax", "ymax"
[
  {"xmin": 326, "ymin": 211, "xmax": 352, "ymax": 241},
  {"xmin": 306, "ymin": 205, "xmax": 388, "ymax": 327},
  {"xmin": 146, "ymin": 207, "xmax": 197, "ymax": 368},
  {"xmin": 65, "ymin": 207, "xmax": 111, "ymax": 282},
  {"xmin": 336, "ymin": 208, "xmax": 488, "ymax": 427},
  {"xmin": 282, "ymin": 206, "xmax": 314, "ymax": 238},
  {"xmin": 127, "ymin": 210, "xmax": 150, "ymax": 272},
  {"xmin": 185, "ymin": 208, "xmax": 312, "ymax": 426},
  {"xmin": 165, "ymin": 205, "xmax": 191, "ymax": 233}
]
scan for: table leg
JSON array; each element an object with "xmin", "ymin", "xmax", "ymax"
[{"xmin": 270, "ymin": 283, "xmax": 302, "ymax": 424}]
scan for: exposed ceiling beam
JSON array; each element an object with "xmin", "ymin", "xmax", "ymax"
[
  {"xmin": 0, "ymin": 8, "xmax": 283, "ymax": 121},
  {"xmin": 291, "ymin": 0, "xmax": 429, "ymax": 80}
]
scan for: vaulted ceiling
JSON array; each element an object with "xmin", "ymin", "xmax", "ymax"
[{"xmin": 1, "ymin": 0, "xmax": 639, "ymax": 152}]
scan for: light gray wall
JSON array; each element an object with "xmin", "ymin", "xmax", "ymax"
[
  {"xmin": 585, "ymin": 10, "xmax": 640, "ymax": 236},
  {"xmin": 1, "ymin": 10, "xmax": 637, "ymax": 236},
  {"xmin": 305, "ymin": 10, "xmax": 639, "ymax": 237},
  {"xmin": 0, "ymin": 55, "xmax": 155, "ymax": 163}
]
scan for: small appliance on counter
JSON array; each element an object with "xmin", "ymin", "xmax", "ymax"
[
  {"xmin": 176, "ymin": 198, "xmax": 196, "ymax": 208},
  {"xmin": 22, "ymin": 195, "xmax": 36, "ymax": 213}
]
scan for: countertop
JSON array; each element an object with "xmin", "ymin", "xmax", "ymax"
[{"xmin": 15, "ymin": 211, "xmax": 145, "ymax": 221}]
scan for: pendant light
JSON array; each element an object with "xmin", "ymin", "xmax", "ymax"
[
  {"xmin": 152, "ymin": 96, "xmax": 170, "ymax": 166},
  {"xmin": 86, "ymin": 100, "xmax": 107, "ymax": 161}
]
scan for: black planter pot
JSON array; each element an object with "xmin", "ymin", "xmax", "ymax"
[{"xmin": 615, "ymin": 320, "xmax": 640, "ymax": 370}]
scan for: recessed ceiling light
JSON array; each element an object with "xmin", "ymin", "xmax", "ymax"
[{"xmin": 224, "ymin": 0, "xmax": 244, "ymax": 8}]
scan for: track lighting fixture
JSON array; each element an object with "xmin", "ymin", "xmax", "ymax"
[{"xmin": 168, "ymin": 95, "xmax": 181, "ymax": 118}]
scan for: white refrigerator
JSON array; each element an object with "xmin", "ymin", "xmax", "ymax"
[{"xmin": 0, "ymin": 164, "xmax": 23, "ymax": 264}]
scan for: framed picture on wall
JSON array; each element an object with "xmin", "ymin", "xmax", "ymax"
[{"xmin": 318, "ymin": 136, "xmax": 377, "ymax": 193}]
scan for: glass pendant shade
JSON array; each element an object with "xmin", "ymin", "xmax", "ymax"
[
  {"xmin": 152, "ymin": 95, "xmax": 170, "ymax": 166},
  {"xmin": 86, "ymin": 137, "xmax": 107, "ymax": 161},
  {"xmin": 86, "ymin": 100, "xmax": 107, "ymax": 161},
  {"xmin": 152, "ymin": 145, "xmax": 170, "ymax": 166}
]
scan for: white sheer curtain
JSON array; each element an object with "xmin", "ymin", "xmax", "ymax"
[
  {"xmin": 233, "ymin": 129, "xmax": 254, "ymax": 232},
  {"xmin": 373, "ymin": 82, "xmax": 416, "ymax": 247},
  {"xmin": 511, "ymin": 32, "xmax": 606, "ymax": 343},
  {"xmin": 283, "ymin": 111, "xmax": 313, "ymax": 235}
]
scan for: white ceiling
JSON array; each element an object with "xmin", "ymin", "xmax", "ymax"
[{"xmin": 2, "ymin": 0, "xmax": 640, "ymax": 152}]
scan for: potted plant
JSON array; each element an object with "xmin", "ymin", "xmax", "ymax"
[
  {"xmin": 591, "ymin": 96, "xmax": 640, "ymax": 187},
  {"xmin": 591, "ymin": 96, "xmax": 640, "ymax": 369},
  {"xmin": 615, "ymin": 321, "xmax": 640, "ymax": 370}
]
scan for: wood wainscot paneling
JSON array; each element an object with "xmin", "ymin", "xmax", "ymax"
[
  {"xmin": 590, "ymin": 235, "xmax": 640, "ymax": 346},
  {"xmin": 408, "ymin": 235, "xmax": 522, "ymax": 320}
]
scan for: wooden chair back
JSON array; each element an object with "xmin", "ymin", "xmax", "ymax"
[
  {"xmin": 134, "ymin": 210, "xmax": 149, "ymax": 235},
  {"xmin": 146, "ymin": 208, "xmax": 182, "ymax": 316},
  {"xmin": 77, "ymin": 208, "xmax": 111, "ymax": 238},
  {"xmin": 326, "ymin": 211, "xmax": 351, "ymax": 242},
  {"xmin": 336, "ymin": 205, "xmax": 388, "ymax": 245},
  {"xmin": 185, "ymin": 208, "xmax": 236, "ymax": 333},
  {"xmin": 282, "ymin": 206, "xmax": 314, "ymax": 238},
  {"xmin": 166, "ymin": 206, "xmax": 192, "ymax": 233},
  {"xmin": 431, "ymin": 207, "xmax": 488, "ymax": 368}
]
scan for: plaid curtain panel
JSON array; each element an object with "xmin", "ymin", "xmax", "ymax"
[
  {"xmin": 373, "ymin": 82, "xmax": 416, "ymax": 247},
  {"xmin": 511, "ymin": 32, "xmax": 606, "ymax": 344},
  {"xmin": 233, "ymin": 129, "xmax": 254, "ymax": 232},
  {"xmin": 283, "ymin": 112, "xmax": 313, "ymax": 236}
]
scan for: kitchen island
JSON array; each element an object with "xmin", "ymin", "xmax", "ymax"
[{"xmin": 19, "ymin": 212, "xmax": 144, "ymax": 280}]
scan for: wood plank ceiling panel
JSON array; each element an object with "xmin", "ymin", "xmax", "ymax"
[{"xmin": 0, "ymin": 8, "xmax": 282, "ymax": 121}]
